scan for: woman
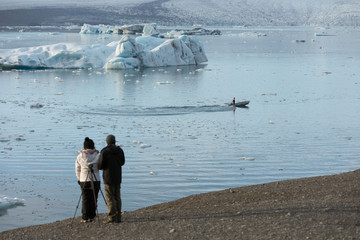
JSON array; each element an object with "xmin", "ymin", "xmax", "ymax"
[{"xmin": 75, "ymin": 137, "xmax": 101, "ymax": 223}]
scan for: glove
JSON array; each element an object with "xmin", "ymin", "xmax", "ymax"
[{"xmin": 78, "ymin": 180, "xmax": 81, "ymax": 185}]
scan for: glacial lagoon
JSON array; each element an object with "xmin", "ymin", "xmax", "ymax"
[{"xmin": 0, "ymin": 26, "xmax": 360, "ymax": 232}]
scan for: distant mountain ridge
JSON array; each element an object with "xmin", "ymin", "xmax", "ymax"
[{"xmin": 0, "ymin": 0, "xmax": 359, "ymax": 26}]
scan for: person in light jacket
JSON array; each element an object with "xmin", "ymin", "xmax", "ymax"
[
  {"xmin": 75, "ymin": 137, "xmax": 100, "ymax": 223},
  {"xmin": 98, "ymin": 134, "xmax": 125, "ymax": 223}
]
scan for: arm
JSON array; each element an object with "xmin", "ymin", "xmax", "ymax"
[
  {"xmin": 98, "ymin": 150, "xmax": 106, "ymax": 170},
  {"xmin": 120, "ymin": 148, "xmax": 125, "ymax": 166},
  {"xmin": 75, "ymin": 155, "xmax": 81, "ymax": 181}
]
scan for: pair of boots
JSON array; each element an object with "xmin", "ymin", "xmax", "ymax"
[{"xmin": 103, "ymin": 213, "xmax": 121, "ymax": 224}]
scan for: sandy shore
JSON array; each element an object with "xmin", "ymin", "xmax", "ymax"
[{"xmin": 1, "ymin": 170, "xmax": 359, "ymax": 239}]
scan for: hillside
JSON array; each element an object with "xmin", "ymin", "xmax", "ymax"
[{"xmin": 0, "ymin": 0, "xmax": 359, "ymax": 26}]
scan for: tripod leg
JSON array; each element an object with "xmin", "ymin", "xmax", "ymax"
[
  {"xmin": 73, "ymin": 170, "xmax": 90, "ymax": 223},
  {"xmin": 89, "ymin": 171, "xmax": 100, "ymax": 225},
  {"xmin": 92, "ymin": 173, "xmax": 107, "ymax": 206},
  {"xmin": 72, "ymin": 193, "xmax": 82, "ymax": 223}
]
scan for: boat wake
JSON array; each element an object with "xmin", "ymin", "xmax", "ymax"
[{"xmin": 80, "ymin": 104, "xmax": 241, "ymax": 117}]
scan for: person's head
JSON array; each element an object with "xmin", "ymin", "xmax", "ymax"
[
  {"xmin": 106, "ymin": 134, "xmax": 116, "ymax": 145},
  {"xmin": 83, "ymin": 137, "xmax": 95, "ymax": 149}
]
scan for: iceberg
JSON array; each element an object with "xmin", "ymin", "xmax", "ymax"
[
  {"xmin": 0, "ymin": 43, "xmax": 116, "ymax": 69},
  {"xmin": 0, "ymin": 35, "xmax": 207, "ymax": 70},
  {"xmin": 79, "ymin": 24, "xmax": 114, "ymax": 34},
  {"xmin": 79, "ymin": 23, "xmax": 158, "ymax": 35},
  {"xmin": 163, "ymin": 27, "xmax": 221, "ymax": 38}
]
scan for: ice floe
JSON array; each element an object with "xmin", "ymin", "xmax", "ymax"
[
  {"xmin": 30, "ymin": 103, "xmax": 44, "ymax": 109},
  {"xmin": 238, "ymin": 157, "xmax": 255, "ymax": 161},
  {"xmin": 0, "ymin": 195, "xmax": 25, "ymax": 216}
]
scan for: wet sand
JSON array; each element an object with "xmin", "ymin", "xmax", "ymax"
[{"xmin": 1, "ymin": 169, "xmax": 359, "ymax": 239}]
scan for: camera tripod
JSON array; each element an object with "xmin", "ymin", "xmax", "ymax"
[{"xmin": 73, "ymin": 164, "xmax": 107, "ymax": 224}]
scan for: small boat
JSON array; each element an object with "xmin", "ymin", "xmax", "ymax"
[{"xmin": 229, "ymin": 100, "xmax": 250, "ymax": 108}]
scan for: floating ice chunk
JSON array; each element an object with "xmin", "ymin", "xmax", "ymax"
[
  {"xmin": 238, "ymin": 32, "xmax": 267, "ymax": 38},
  {"xmin": 195, "ymin": 68, "xmax": 212, "ymax": 72},
  {"xmin": 339, "ymin": 136, "xmax": 352, "ymax": 140},
  {"xmin": 30, "ymin": 103, "xmax": 44, "ymax": 109},
  {"xmin": 238, "ymin": 157, "xmax": 255, "ymax": 161},
  {"xmin": 140, "ymin": 144, "xmax": 152, "ymax": 149},
  {"xmin": 0, "ymin": 195, "xmax": 25, "ymax": 216},
  {"xmin": 314, "ymin": 33, "xmax": 336, "ymax": 37},
  {"xmin": 186, "ymin": 177, "xmax": 198, "ymax": 181},
  {"xmin": 292, "ymin": 40, "xmax": 306, "ymax": 43},
  {"xmin": 156, "ymin": 81, "xmax": 175, "ymax": 85}
]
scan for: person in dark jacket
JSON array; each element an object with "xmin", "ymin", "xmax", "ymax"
[{"xmin": 98, "ymin": 134, "xmax": 125, "ymax": 223}]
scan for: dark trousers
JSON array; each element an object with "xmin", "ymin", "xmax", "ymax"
[
  {"xmin": 104, "ymin": 184, "xmax": 122, "ymax": 221},
  {"xmin": 80, "ymin": 181, "xmax": 100, "ymax": 220}
]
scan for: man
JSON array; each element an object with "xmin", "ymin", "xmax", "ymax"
[{"xmin": 98, "ymin": 134, "xmax": 125, "ymax": 223}]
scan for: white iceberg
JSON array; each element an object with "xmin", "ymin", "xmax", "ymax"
[
  {"xmin": 79, "ymin": 23, "xmax": 159, "ymax": 35},
  {"xmin": 140, "ymin": 38, "xmax": 195, "ymax": 67},
  {"xmin": 79, "ymin": 24, "xmax": 114, "ymax": 34},
  {"xmin": 142, "ymin": 23, "xmax": 160, "ymax": 37},
  {"xmin": 0, "ymin": 33, "xmax": 207, "ymax": 70},
  {"xmin": 0, "ymin": 43, "xmax": 116, "ymax": 69},
  {"xmin": 163, "ymin": 28, "xmax": 221, "ymax": 38}
]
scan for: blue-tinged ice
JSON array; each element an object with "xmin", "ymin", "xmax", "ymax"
[
  {"xmin": 0, "ymin": 28, "xmax": 207, "ymax": 70},
  {"xmin": 0, "ymin": 195, "xmax": 25, "ymax": 216}
]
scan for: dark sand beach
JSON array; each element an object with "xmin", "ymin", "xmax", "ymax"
[{"xmin": 1, "ymin": 170, "xmax": 359, "ymax": 239}]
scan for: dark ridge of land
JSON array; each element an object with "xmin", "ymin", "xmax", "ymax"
[
  {"xmin": 1, "ymin": 169, "xmax": 359, "ymax": 239},
  {"xmin": 0, "ymin": 0, "xmax": 184, "ymax": 27}
]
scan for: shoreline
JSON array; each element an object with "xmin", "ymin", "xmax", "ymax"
[{"xmin": 1, "ymin": 169, "xmax": 359, "ymax": 239}]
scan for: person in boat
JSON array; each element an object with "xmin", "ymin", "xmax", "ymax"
[{"xmin": 232, "ymin": 97, "xmax": 235, "ymax": 105}]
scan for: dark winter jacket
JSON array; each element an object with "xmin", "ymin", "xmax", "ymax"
[{"xmin": 98, "ymin": 145, "xmax": 125, "ymax": 185}]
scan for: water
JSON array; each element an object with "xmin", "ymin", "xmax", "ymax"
[{"xmin": 1, "ymin": 26, "xmax": 360, "ymax": 232}]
